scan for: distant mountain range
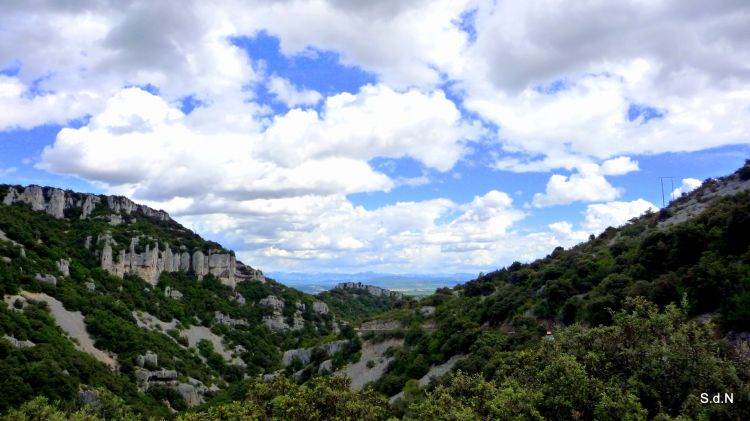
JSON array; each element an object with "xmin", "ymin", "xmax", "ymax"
[{"xmin": 267, "ymin": 272, "xmax": 475, "ymax": 295}]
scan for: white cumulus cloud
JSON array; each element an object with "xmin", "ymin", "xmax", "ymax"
[{"xmin": 267, "ymin": 76, "xmax": 322, "ymax": 107}]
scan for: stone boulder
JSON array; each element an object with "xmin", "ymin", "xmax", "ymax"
[
  {"xmin": 259, "ymin": 295, "xmax": 285, "ymax": 312},
  {"xmin": 312, "ymin": 301, "xmax": 329, "ymax": 315},
  {"xmin": 136, "ymin": 351, "xmax": 159, "ymax": 368},
  {"xmin": 35, "ymin": 273, "xmax": 57, "ymax": 286},
  {"xmin": 56, "ymin": 259, "xmax": 70, "ymax": 277},
  {"xmin": 318, "ymin": 359, "xmax": 334, "ymax": 375}
]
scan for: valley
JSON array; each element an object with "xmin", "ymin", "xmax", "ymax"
[{"xmin": 2, "ymin": 161, "xmax": 750, "ymax": 419}]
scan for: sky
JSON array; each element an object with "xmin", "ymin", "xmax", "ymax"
[{"xmin": 0, "ymin": 0, "xmax": 749, "ymax": 274}]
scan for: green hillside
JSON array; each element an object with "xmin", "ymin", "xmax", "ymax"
[
  {"xmin": 2, "ymin": 161, "xmax": 750, "ymax": 420},
  {"xmin": 317, "ymin": 282, "xmax": 406, "ymax": 325},
  {"xmin": 0, "ymin": 185, "xmax": 356, "ymax": 417}
]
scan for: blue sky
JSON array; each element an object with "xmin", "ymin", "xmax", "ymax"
[{"xmin": 1, "ymin": 1, "xmax": 749, "ymax": 274}]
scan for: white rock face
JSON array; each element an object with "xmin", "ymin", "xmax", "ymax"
[
  {"xmin": 56, "ymin": 259, "xmax": 70, "ymax": 277},
  {"xmin": 281, "ymin": 340, "xmax": 350, "ymax": 367},
  {"xmin": 164, "ymin": 286, "xmax": 183, "ymax": 300},
  {"xmin": 282, "ymin": 348, "xmax": 312, "ymax": 366},
  {"xmin": 137, "ymin": 350, "xmax": 159, "ymax": 368},
  {"xmin": 47, "ymin": 189, "xmax": 66, "ymax": 218},
  {"xmin": 3, "ymin": 185, "xmax": 172, "ymax": 221},
  {"xmin": 312, "ymin": 301, "xmax": 329, "ymax": 315},
  {"xmin": 260, "ymin": 295, "xmax": 290, "ymax": 330},
  {"xmin": 3, "ymin": 335, "xmax": 35, "ymax": 348},
  {"xmin": 214, "ymin": 311, "xmax": 247, "ymax": 327},
  {"xmin": 80, "ymin": 195, "xmax": 98, "ymax": 219},
  {"xmin": 180, "ymin": 252, "xmax": 191, "ymax": 272},
  {"xmin": 100, "ymin": 237, "xmax": 240, "ymax": 287},
  {"xmin": 319, "ymin": 359, "xmax": 333, "ymax": 374},
  {"xmin": 292, "ymin": 311, "xmax": 305, "ymax": 330},
  {"xmin": 35, "ymin": 273, "xmax": 57, "ymax": 286},
  {"xmin": 192, "ymin": 250, "xmax": 206, "ymax": 278},
  {"xmin": 259, "ymin": 295, "xmax": 285, "ymax": 312}
]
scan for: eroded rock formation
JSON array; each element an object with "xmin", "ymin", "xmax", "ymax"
[
  {"xmin": 2, "ymin": 185, "xmax": 170, "ymax": 221},
  {"xmin": 98, "ymin": 236, "xmax": 263, "ymax": 288}
]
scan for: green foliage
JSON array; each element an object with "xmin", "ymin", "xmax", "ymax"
[
  {"xmin": 3, "ymin": 169, "xmax": 750, "ymax": 419},
  {"xmin": 0, "ymin": 186, "xmax": 356, "ymax": 417},
  {"xmin": 178, "ymin": 376, "xmax": 390, "ymax": 421},
  {"xmin": 316, "ymin": 287, "xmax": 402, "ymax": 325},
  {"xmin": 402, "ymin": 298, "xmax": 749, "ymax": 420}
]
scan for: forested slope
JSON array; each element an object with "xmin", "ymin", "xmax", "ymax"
[
  {"xmin": 0, "ymin": 185, "xmax": 357, "ymax": 417},
  {"xmin": 3, "ymin": 161, "xmax": 750, "ymax": 420}
]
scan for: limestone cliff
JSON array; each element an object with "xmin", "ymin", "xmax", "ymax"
[
  {"xmin": 99, "ymin": 235, "xmax": 264, "ymax": 288},
  {"xmin": 2, "ymin": 185, "xmax": 170, "ymax": 221},
  {"xmin": 3, "ymin": 184, "xmax": 266, "ymax": 289}
]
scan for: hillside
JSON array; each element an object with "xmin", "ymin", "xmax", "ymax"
[
  {"xmin": 351, "ymin": 160, "xmax": 750, "ymax": 419},
  {"xmin": 0, "ymin": 185, "xmax": 358, "ymax": 417},
  {"xmin": 2, "ymin": 161, "xmax": 750, "ymax": 420},
  {"xmin": 316, "ymin": 282, "xmax": 405, "ymax": 325}
]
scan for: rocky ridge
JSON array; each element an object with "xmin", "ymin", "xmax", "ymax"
[
  {"xmin": 3, "ymin": 185, "xmax": 170, "ymax": 221},
  {"xmin": 3, "ymin": 185, "xmax": 265, "ymax": 289},
  {"xmin": 334, "ymin": 282, "xmax": 402, "ymax": 299}
]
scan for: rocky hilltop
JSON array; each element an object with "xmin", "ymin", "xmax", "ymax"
[
  {"xmin": 2, "ymin": 185, "xmax": 264, "ymax": 288},
  {"xmin": 3, "ymin": 185, "xmax": 169, "ymax": 221},
  {"xmin": 334, "ymin": 282, "xmax": 402, "ymax": 299}
]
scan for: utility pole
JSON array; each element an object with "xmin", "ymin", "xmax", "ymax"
[{"xmin": 660, "ymin": 177, "xmax": 674, "ymax": 207}]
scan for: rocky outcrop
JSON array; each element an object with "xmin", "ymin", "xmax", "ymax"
[
  {"xmin": 260, "ymin": 295, "xmax": 303, "ymax": 331},
  {"xmin": 136, "ymin": 351, "xmax": 159, "ymax": 368},
  {"xmin": 173, "ymin": 382, "xmax": 203, "ymax": 407},
  {"xmin": 2, "ymin": 185, "xmax": 170, "ymax": 222},
  {"xmin": 259, "ymin": 295, "xmax": 285, "ymax": 312},
  {"xmin": 281, "ymin": 340, "xmax": 349, "ymax": 367},
  {"xmin": 282, "ymin": 348, "xmax": 312, "ymax": 366},
  {"xmin": 135, "ymin": 369, "xmax": 178, "ymax": 383},
  {"xmin": 107, "ymin": 195, "xmax": 170, "ymax": 221},
  {"xmin": 80, "ymin": 195, "xmax": 99, "ymax": 219},
  {"xmin": 389, "ymin": 355, "xmax": 467, "ymax": 404},
  {"xmin": 99, "ymin": 236, "xmax": 245, "ymax": 287},
  {"xmin": 334, "ymin": 282, "xmax": 402, "ymax": 298},
  {"xmin": 318, "ymin": 359, "xmax": 333, "ymax": 374},
  {"xmin": 3, "ymin": 335, "xmax": 35, "ymax": 348},
  {"xmin": 35, "ymin": 273, "xmax": 57, "ymax": 286},
  {"xmin": 214, "ymin": 311, "xmax": 247, "ymax": 327},
  {"xmin": 164, "ymin": 286, "xmax": 183, "ymax": 300},
  {"xmin": 312, "ymin": 301, "xmax": 329, "ymax": 315},
  {"xmin": 2, "ymin": 185, "xmax": 267, "ymax": 289},
  {"xmin": 57, "ymin": 259, "xmax": 70, "ymax": 277},
  {"xmin": 235, "ymin": 262, "xmax": 265, "ymax": 283},
  {"xmin": 232, "ymin": 293, "xmax": 246, "ymax": 305}
]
